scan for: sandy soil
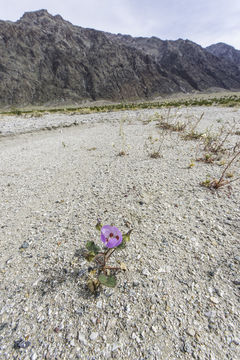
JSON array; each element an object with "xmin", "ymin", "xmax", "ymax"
[{"xmin": 0, "ymin": 106, "xmax": 239, "ymax": 360}]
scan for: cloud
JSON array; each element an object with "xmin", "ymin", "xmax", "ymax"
[{"xmin": 0, "ymin": 0, "xmax": 239, "ymax": 49}]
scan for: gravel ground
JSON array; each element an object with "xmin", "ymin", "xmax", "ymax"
[{"xmin": 0, "ymin": 106, "xmax": 239, "ymax": 360}]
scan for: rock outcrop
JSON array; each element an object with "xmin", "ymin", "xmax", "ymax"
[
  {"xmin": 206, "ymin": 42, "xmax": 240, "ymax": 70},
  {"xmin": 107, "ymin": 34, "xmax": 240, "ymax": 92}
]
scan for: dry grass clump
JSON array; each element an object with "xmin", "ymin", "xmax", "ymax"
[
  {"xmin": 181, "ymin": 112, "xmax": 204, "ymax": 140},
  {"xmin": 201, "ymin": 150, "xmax": 240, "ymax": 190}
]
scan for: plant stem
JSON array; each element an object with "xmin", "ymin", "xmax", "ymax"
[{"xmin": 217, "ymin": 150, "xmax": 240, "ymax": 185}]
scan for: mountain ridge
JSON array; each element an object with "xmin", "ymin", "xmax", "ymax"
[{"xmin": 0, "ymin": 9, "xmax": 240, "ymax": 106}]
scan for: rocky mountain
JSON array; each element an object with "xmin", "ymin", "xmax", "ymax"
[
  {"xmin": 206, "ymin": 43, "xmax": 240, "ymax": 70},
  {"xmin": 106, "ymin": 34, "xmax": 240, "ymax": 92},
  {"xmin": 0, "ymin": 9, "xmax": 240, "ymax": 107}
]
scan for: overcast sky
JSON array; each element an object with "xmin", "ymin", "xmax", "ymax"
[{"xmin": 1, "ymin": 0, "xmax": 239, "ymax": 49}]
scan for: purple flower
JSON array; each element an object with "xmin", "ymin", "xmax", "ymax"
[{"xmin": 101, "ymin": 225, "xmax": 122, "ymax": 248}]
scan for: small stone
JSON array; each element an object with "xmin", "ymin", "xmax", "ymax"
[
  {"xmin": 215, "ymin": 288, "xmax": 224, "ymax": 297},
  {"xmin": 31, "ymin": 353, "xmax": 38, "ymax": 360},
  {"xmin": 186, "ymin": 328, "xmax": 196, "ymax": 337},
  {"xmin": 210, "ymin": 296, "xmax": 219, "ymax": 304},
  {"xmin": 233, "ymin": 338, "xmax": 240, "ymax": 345},
  {"xmin": 19, "ymin": 241, "xmax": 29, "ymax": 250},
  {"xmin": 135, "ymin": 335, "xmax": 141, "ymax": 344},
  {"xmin": 204, "ymin": 310, "xmax": 216, "ymax": 318},
  {"xmin": 54, "ymin": 327, "xmax": 61, "ymax": 333},
  {"xmin": 89, "ymin": 332, "xmax": 99, "ymax": 341},
  {"xmin": 14, "ymin": 338, "xmax": 31, "ymax": 349},
  {"xmin": 78, "ymin": 333, "xmax": 87, "ymax": 345},
  {"xmin": 234, "ymin": 256, "xmax": 240, "ymax": 263},
  {"xmin": 112, "ymin": 343, "xmax": 119, "ymax": 351},
  {"xmin": 70, "ymin": 339, "xmax": 75, "ymax": 346},
  {"xmin": 132, "ymin": 281, "xmax": 140, "ymax": 287},
  {"xmin": 90, "ymin": 317, "xmax": 97, "ymax": 325},
  {"xmin": 181, "ymin": 341, "xmax": 191, "ymax": 353},
  {"xmin": 151, "ymin": 325, "xmax": 158, "ymax": 333},
  {"xmin": 96, "ymin": 300, "xmax": 102, "ymax": 309},
  {"xmin": 208, "ymin": 271, "xmax": 215, "ymax": 278},
  {"xmin": 233, "ymin": 280, "xmax": 240, "ymax": 286},
  {"xmin": 142, "ymin": 269, "xmax": 150, "ymax": 276},
  {"xmin": 0, "ymin": 323, "xmax": 8, "ymax": 331}
]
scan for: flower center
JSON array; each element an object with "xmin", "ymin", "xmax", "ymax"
[
  {"xmin": 116, "ymin": 235, "xmax": 119, "ymax": 240},
  {"xmin": 109, "ymin": 233, "xmax": 113, "ymax": 237}
]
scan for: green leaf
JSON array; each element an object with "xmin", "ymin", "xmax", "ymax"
[
  {"xmin": 95, "ymin": 220, "xmax": 102, "ymax": 231},
  {"xmin": 115, "ymin": 229, "xmax": 133, "ymax": 251},
  {"xmin": 122, "ymin": 229, "xmax": 133, "ymax": 242},
  {"xmin": 115, "ymin": 238, "xmax": 126, "ymax": 250},
  {"xmin": 87, "ymin": 278, "xmax": 99, "ymax": 293},
  {"xmin": 116, "ymin": 229, "xmax": 133, "ymax": 250},
  {"xmin": 98, "ymin": 274, "xmax": 117, "ymax": 287},
  {"xmin": 86, "ymin": 241, "xmax": 100, "ymax": 254},
  {"xmin": 85, "ymin": 252, "xmax": 96, "ymax": 262}
]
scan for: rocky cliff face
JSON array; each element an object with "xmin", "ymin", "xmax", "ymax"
[
  {"xmin": 0, "ymin": 10, "xmax": 240, "ymax": 106},
  {"xmin": 107, "ymin": 34, "xmax": 240, "ymax": 92},
  {"xmin": 206, "ymin": 43, "xmax": 240, "ymax": 70},
  {"xmin": 0, "ymin": 10, "xmax": 181, "ymax": 106}
]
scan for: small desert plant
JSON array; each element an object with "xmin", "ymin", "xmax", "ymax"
[
  {"xmin": 201, "ymin": 150, "xmax": 240, "ymax": 190},
  {"xmin": 117, "ymin": 117, "xmax": 127, "ymax": 156},
  {"xmin": 10, "ymin": 108, "xmax": 22, "ymax": 116},
  {"xmin": 182, "ymin": 112, "xmax": 204, "ymax": 140},
  {"xmin": 143, "ymin": 112, "xmax": 162, "ymax": 125},
  {"xmin": 196, "ymin": 153, "xmax": 215, "ymax": 164},
  {"xmin": 201, "ymin": 124, "xmax": 233, "ymax": 154},
  {"xmin": 195, "ymin": 122, "xmax": 239, "ymax": 166},
  {"xmin": 187, "ymin": 160, "xmax": 195, "ymax": 168},
  {"xmin": 155, "ymin": 108, "xmax": 186, "ymax": 133},
  {"xmin": 144, "ymin": 130, "xmax": 166, "ymax": 159},
  {"xmin": 84, "ymin": 221, "xmax": 132, "ymax": 292}
]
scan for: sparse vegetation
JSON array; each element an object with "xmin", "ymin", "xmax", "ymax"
[
  {"xmin": 201, "ymin": 150, "xmax": 240, "ymax": 190},
  {"xmin": 117, "ymin": 117, "xmax": 127, "ymax": 156},
  {"xmin": 182, "ymin": 112, "xmax": 204, "ymax": 140},
  {"xmin": 2, "ymin": 94, "xmax": 240, "ymax": 117},
  {"xmin": 144, "ymin": 130, "xmax": 166, "ymax": 159}
]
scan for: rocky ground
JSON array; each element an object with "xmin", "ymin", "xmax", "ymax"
[{"xmin": 0, "ymin": 106, "xmax": 239, "ymax": 359}]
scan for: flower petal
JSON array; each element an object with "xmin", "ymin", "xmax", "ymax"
[{"xmin": 100, "ymin": 225, "xmax": 122, "ymax": 248}]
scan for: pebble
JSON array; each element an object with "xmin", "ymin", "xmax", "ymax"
[
  {"xmin": 233, "ymin": 338, "xmax": 240, "ymax": 345},
  {"xmin": 112, "ymin": 343, "xmax": 119, "ymax": 351},
  {"xmin": 210, "ymin": 296, "xmax": 220, "ymax": 304},
  {"xmin": 90, "ymin": 317, "xmax": 97, "ymax": 325},
  {"xmin": 181, "ymin": 341, "xmax": 192, "ymax": 353},
  {"xmin": 19, "ymin": 241, "xmax": 29, "ymax": 249},
  {"xmin": 151, "ymin": 325, "xmax": 158, "ymax": 333},
  {"xmin": 70, "ymin": 339, "xmax": 75, "ymax": 346},
  {"xmin": 96, "ymin": 300, "xmax": 102, "ymax": 309},
  {"xmin": 14, "ymin": 338, "xmax": 31, "ymax": 349},
  {"xmin": 89, "ymin": 332, "xmax": 99, "ymax": 341},
  {"xmin": 234, "ymin": 256, "xmax": 240, "ymax": 263},
  {"xmin": 233, "ymin": 280, "xmax": 240, "ymax": 286},
  {"xmin": 78, "ymin": 333, "xmax": 87, "ymax": 345},
  {"xmin": 186, "ymin": 328, "xmax": 196, "ymax": 337},
  {"xmin": 142, "ymin": 269, "xmax": 150, "ymax": 276}
]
